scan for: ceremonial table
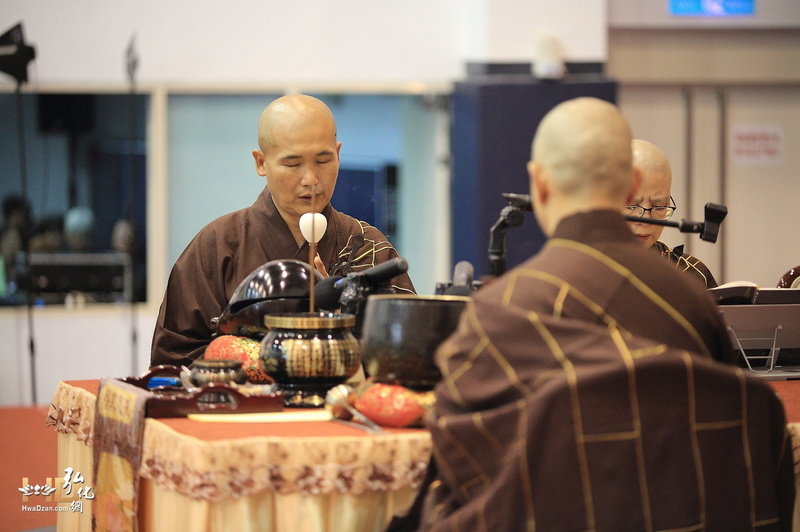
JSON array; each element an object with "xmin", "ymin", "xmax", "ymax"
[{"xmin": 47, "ymin": 380, "xmax": 431, "ymax": 532}]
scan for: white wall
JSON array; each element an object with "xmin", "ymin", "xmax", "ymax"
[
  {"xmin": 724, "ymin": 86, "xmax": 800, "ymax": 285},
  {"xmin": 398, "ymin": 95, "xmax": 452, "ymax": 295},
  {"xmin": 0, "ymin": 305, "xmax": 155, "ymax": 406},
  {"xmin": 1, "ymin": 0, "xmax": 607, "ymax": 88}
]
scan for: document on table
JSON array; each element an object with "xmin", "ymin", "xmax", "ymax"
[{"xmin": 188, "ymin": 410, "xmax": 333, "ymax": 423}]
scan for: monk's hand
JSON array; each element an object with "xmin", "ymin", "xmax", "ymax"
[{"xmin": 314, "ymin": 254, "xmax": 329, "ymax": 278}]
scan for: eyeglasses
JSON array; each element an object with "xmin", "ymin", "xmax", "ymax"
[{"xmin": 624, "ymin": 196, "xmax": 677, "ymax": 220}]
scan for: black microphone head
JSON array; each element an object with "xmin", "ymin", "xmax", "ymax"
[
  {"xmin": 314, "ymin": 275, "xmax": 344, "ymax": 310},
  {"xmin": 700, "ymin": 202, "xmax": 728, "ymax": 243},
  {"xmin": 502, "ymin": 193, "xmax": 532, "ymax": 212},
  {"xmin": 360, "ymin": 257, "xmax": 409, "ymax": 286},
  {"xmin": 0, "ymin": 24, "xmax": 36, "ymax": 84}
]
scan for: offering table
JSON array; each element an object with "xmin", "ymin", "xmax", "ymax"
[{"xmin": 47, "ymin": 379, "xmax": 431, "ymax": 532}]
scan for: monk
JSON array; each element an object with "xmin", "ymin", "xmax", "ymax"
[
  {"xmin": 151, "ymin": 95, "xmax": 414, "ymax": 367},
  {"xmin": 627, "ymin": 139, "xmax": 718, "ymax": 288},
  {"xmin": 389, "ymin": 98, "xmax": 792, "ymax": 532}
]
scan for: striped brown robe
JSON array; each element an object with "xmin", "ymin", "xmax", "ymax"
[
  {"xmin": 423, "ymin": 316, "xmax": 794, "ymax": 531},
  {"xmin": 396, "ymin": 211, "xmax": 792, "ymax": 531},
  {"xmin": 653, "ymin": 240, "xmax": 719, "ymax": 289}
]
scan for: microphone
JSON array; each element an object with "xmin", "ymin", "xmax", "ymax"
[
  {"xmin": 314, "ymin": 257, "xmax": 409, "ymax": 311},
  {"xmin": 443, "ymin": 261, "xmax": 475, "ymax": 296},
  {"xmin": 314, "ymin": 275, "xmax": 344, "ymax": 311},
  {"xmin": 502, "ymin": 193, "xmax": 532, "ymax": 212},
  {"xmin": 358, "ymin": 256, "xmax": 409, "ymax": 286}
]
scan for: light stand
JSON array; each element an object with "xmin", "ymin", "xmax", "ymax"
[
  {"xmin": 1, "ymin": 22, "xmax": 37, "ymax": 403},
  {"xmin": 126, "ymin": 35, "xmax": 140, "ymax": 376}
]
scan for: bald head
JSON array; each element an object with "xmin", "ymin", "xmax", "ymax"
[
  {"xmin": 528, "ymin": 97, "xmax": 636, "ymax": 235},
  {"xmin": 532, "ymin": 97, "xmax": 633, "ymax": 200},
  {"xmin": 252, "ymin": 94, "xmax": 342, "ymax": 243},
  {"xmin": 257, "ymin": 94, "xmax": 337, "ymax": 152},
  {"xmin": 631, "ymin": 139, "xmax": 672, "ymax": 189}
]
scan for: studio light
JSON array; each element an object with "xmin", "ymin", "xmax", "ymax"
[{"xmin": 0, "ymin": 22, "xmax": 36, "ymax": 85}]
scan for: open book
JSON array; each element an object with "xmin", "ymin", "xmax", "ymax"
[{"xmin": 710, "ymin": 280, "xmax": 800, "ymax": 305}]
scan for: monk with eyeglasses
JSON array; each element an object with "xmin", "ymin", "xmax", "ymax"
[{"xmin": 626, "ymin": 139, "xmax": 718, "ymax": 288}]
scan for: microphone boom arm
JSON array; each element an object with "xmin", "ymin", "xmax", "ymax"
[
  {"xmin": 488, "ymin": 194, "xmax": 531, "ymax": 277},
  {"xmin": 624, "ymin": 202, "xmax": 727, "ymax": 243}
]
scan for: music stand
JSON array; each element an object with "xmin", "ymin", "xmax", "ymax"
[{"xmin": 718, "ymin": 304, "xmax": 800, "ymax": 375}]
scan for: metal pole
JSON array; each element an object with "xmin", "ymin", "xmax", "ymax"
[
  {"xmin": 717, "ymin": 87, "xmax": 728, "ymax": 283},
  {"xmin": 16, "ymin": 85, "xmax": 37, "ymax": 404},
  {"xmin": 683, "ymin": 86, "xmax": 694, "ymax": 254}
]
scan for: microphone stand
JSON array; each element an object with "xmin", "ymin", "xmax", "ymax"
[
  {"xmin": 624, "ymin": 202, "xmax": 728, "ymax": 243},
  {"xmin": 488, "ymin": 194, "xmax": 530, "ymax": 277}
]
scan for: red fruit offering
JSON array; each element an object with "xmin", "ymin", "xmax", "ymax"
[
  {"xmin": 204, "ymin": 335, "xmax": 271, "ymax": 384},
  {"xmin": 354, "ymin": 382, "xmax": 429, "ymax": 428}
]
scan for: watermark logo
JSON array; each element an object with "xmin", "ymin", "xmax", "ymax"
[
  {"xmin": 19, "ymin": 467, "xmax": 95, "ymax": 514},
  {"xmin": 18, "ymin": 484, "xmax": 57, "ymax": 498}
]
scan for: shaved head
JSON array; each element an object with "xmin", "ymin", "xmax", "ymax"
[
  {"xmin": 528, "ymin": 97, "xmax": 636, "ymax": 235},
  {"xmin": 532, "ymin": 97, "xmax": 633, "ymax": 200},
  {"xmin": 631, "ymin": 139, "xmax": 672, "ymax": 188},
  {"xmin": 252, "ymin": 94, "xmax": 342, "ymax": 244},
  {"xmin": 257, "ymin": 94, "xmax": 337, "ymax": 153}
]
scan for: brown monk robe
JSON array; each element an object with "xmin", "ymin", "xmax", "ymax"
[
  {"xmin": 151, "ymin": 95, "xmax": 414, "ymax": 368},
  {"xmin": 389, "ymin": 98, "xmax": 789, "ymax": 531},
  {"xmin": 151, "ymin": 188, "xmax": 413, "ymax": 368},
  {"xmin": 422, "ymin": 311, "xmax": 794, "ymax": 531},
  {"xmin": 653, "ymin": 240, "xmax": 718, "ymax": 288},
  {"xmin": 478, "ymin": 210, "xmax": 733, "ymax": 363},
  {"xmin": 411, "ymin": 210, "xmax": 791, "ymax": 531}
]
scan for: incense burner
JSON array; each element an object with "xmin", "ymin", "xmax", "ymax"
[{"xmin": 260, "ymin": 312, "xmax": 361, "ymax": 407}]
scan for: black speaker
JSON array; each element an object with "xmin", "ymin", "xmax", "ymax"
[{"xmin": 37, "ymin": 94, "xmax": 95, "ymax": 134}]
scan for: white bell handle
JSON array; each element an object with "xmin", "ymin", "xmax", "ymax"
[{"xmin": 299, "ymin": 212, "xmax": 327, "ymax": 244}]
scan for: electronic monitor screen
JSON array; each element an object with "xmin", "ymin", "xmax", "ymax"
[
  {"xmin": 669, "ymin": 0, "xmax": 755, "ymax": 16},
  {"xmin": 24, "ymin": 252, "xmax": 132, "ymax": 304}
]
